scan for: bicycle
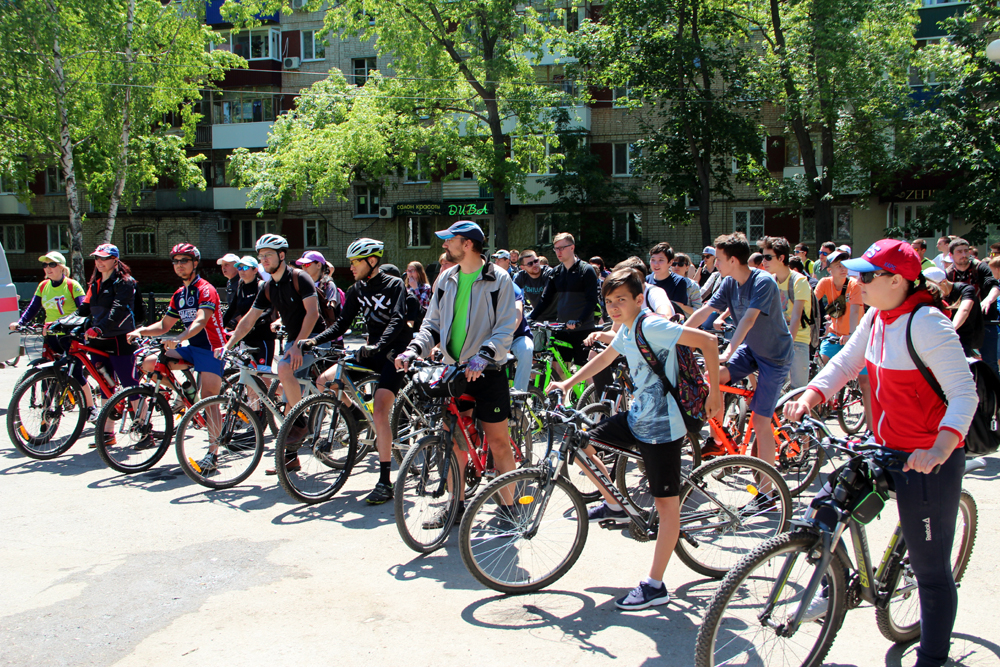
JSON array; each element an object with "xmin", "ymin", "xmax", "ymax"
[
  {"xmin": 457, "ymin": 391, "xmax": 793, "ymax": 593},
  {"xmin": 807, "ymin": 334, "xmax": 866, "ymax": 434},
  {"xmin": 393, "ymin": 359, "xmax": 539, "ymax": 553},
  {"xmin": 694, "ymin": 415, "xmax": 979, "ymax": 667},
  {"xmin": 529, "ymin": 322, "xmax": 588, "ymax": 404}
]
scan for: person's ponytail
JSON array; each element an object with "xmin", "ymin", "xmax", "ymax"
[{"xmin": 907, "ymin": 273, "xmax": 947, "ymax": 311}]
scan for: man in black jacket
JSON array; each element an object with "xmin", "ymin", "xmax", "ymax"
[
  {"xmin": 947, "ymin": 238, "xmax": 1000, "ymax": 369},
  {"xmin": 528, "ymin": 232, "xmax": 599, "ymax": 366}
]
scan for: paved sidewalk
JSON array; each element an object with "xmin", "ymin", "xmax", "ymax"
[{"xmin": 0, "ymin": 356, "xmax": 998, "ymax": 667}]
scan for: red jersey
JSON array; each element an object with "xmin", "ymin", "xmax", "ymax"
[{"xmin": 165, "ymin": 277, "xmax": 228, "ymax": 350}]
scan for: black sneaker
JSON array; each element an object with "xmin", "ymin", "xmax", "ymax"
[
  {"xmin": 587, "ymin": 501, "xmax": 629, "ymax": 524},
  {"xmin": 365, "ymin": 481, "xmax": 394, "ymax": 505},
  {"xmin": 616, "ymin": 581, "xmax": 670, "ymax": 610},
  {"xmin": 740, "ymin": 491, "xmax": 778, "ymax": 515}
]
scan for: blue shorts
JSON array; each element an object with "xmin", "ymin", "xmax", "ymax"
[
  {"xmin": 726, "ymin": 345, "xmax": 790, "ymax": 416},
  {"xmin": 819, "ymin": 339, "xmax": 867, "ymax": 376},
  {"xmin": 175, "ymin": 345, "xmax": 224, "ymax": 377}
]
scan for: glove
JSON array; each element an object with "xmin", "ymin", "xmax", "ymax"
[
  {"xmin": 356, "ymin": 344, "xmax": 379, "ymax": 359},
  {"xmin": 299, "ymin": 339, "xmax": 316, "ymax": 353},
  {"xmin": 85, "ymin": 327, "xmax": 102, "ymax": 339},
  {"xmin": 467, "ymin": 354, "xmax": 490, "ymax": 374},
  {"xmin": 395, "ymin": 349, "xmax": 417, "ymax": 368}
]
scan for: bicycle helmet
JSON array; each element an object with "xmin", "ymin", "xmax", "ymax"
[
  {"xmin": 170, "ymin": 242, "xmax": 201, "ymax": 261},
  {"xmin": 255, "ymin": 233, "xmax": 289, "ymax": 252},
  {"xmin": 346, "ymin": 238, "xmax": 384, "ymax": 260}
]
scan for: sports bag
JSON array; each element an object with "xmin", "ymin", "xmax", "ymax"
[
  {"xmin": 905, "ymin": 302, "xmax": 1000, "ymax": 456},
  {"xmin": 634, "ymin": 312, "xmax": 709, "ymax": 432},
  {"xmin": 413, "ymin": 364, "xmax": 468, "ymax": 399}
]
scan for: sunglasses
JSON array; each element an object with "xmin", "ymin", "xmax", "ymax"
[
  {"xmin": 859, "ymin": 270, "xmax": 893, "ymax": 284},
  {"xmin": 553, "ymin": 244, "xmax": 573, "ymax": 252},
  {"xmin": 171, "ymin": 258, "xmax": 193, "ymax": 265},
  {"xmin": 522, "ymin": 259, "xmax": 539, "ymax": 266},
  {"xmin": 671, "ymin": 262, "xmax": 687, "ymax": 267},
  {"xmin": 236, "ymin": 264, "xmax": 255, "ymax": 271},
  {"xmin": 819, "ymin": 251, "xmax": 829, "ymax": 256},
  {"xmin": 41, "ymin": 262, "xmax": 61, "ymax": 268},
  {"xmin": 762, "ymin": 254, "xmax": 775, "ymax": 261}
]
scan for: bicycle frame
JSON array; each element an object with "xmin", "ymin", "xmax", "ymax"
[
  {"xmin": 708, "ymin": 383, "xmax": 802, "ymax": 462},
  {"xmin": 64, "ymin": 340, "xmax": 117, "ymax": 398},
  {"xmin": 326, "ymin": 357, "xmax": 379, "ymax": 452}
]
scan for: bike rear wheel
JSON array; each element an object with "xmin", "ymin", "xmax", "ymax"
[
  {"xmin": 7, "ymin": 369, "xmax": 87, "ymax": 459},
  {"xmin": 175, "ymin": 394, "xmax": 265, "ymax": 489},
  {"xmin": 612, "ymin": 431, "xmax": 703, "ymax": 512},
  {"xmin": 875, "ymin": 489, "xmax": 978, "ymax": 643},
  {"xmin": 95, "ymin": 386, "xmax": 173, "ymax": 473},
  {"xmin": 394, "ymin": 435, "xmax": 461, "ymax": 553},
  {"xmin": 675, "ymin": 455, "xmax": 792, "ymax": 579},
  {"xmin": 694, "ymin": 530, "xmax": 848, "ymax": 667},
  {"xmin": 836, "ymin": 379, "xmax": 866, "ymax": 434},
  {"xmin": 275, "ymin": 394, "xmax": 357, "ymax": 504},
  {"xmin": 459, "ymin": 468, "xmax": 588, "ymax": 594},
  {"xmin": 390, "ymin": 380, "xmax": 435, "ymax": 464}
]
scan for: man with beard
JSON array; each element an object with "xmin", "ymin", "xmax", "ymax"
[
  {"xmin": 947, "ymin": 237, "xmax": 1000, "ymax": 369},
  {"xmin": 301, "ymin": 238, "xmax": 411, "ymax": 505},
  {"xmin": 514, "ymin": 249, "xmax": 556, "ymax": 320}
]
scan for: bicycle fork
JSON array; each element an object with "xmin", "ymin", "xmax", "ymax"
[{"xmin": 763, "ymin": 528, "xmax": 840, "ymax": 637}]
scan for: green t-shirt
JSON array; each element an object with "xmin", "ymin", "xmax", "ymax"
[
  {"xmin": 35, "ymin": 278, "xmax": 85, "ymax": 325},
  {"xmin": 447, "ymin": 267, "xmax": 481, "ymax": 360}
]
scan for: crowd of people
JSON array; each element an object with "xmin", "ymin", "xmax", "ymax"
[{"xmin": 9, "ymin": 222, "xmax": 984, "ymax": 666}]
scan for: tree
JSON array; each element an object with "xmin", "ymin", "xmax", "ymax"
[
  {"xmin": 226, "ymin": 0, "xmax": 575, "ymax": 249},
  {"xmin": 571, "ymin": 0, "xmax": 765, "ymax": 248},
  {"xmin": 901, "ymin": 1, "xmax": 1000, "ymax": 244},
  {"xmin": 742, "ymin": 0, "xmax": 917, "ymax": 243},
  {"xmin": 0, "ymin": 0, "xmax": 240, "ymax": 278}
]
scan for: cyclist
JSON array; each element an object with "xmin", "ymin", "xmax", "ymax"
[
  {"xmin": 222, "ymin": 256, "xmax": 275, "ymax": 370},
  {"xmin": 220, "ymin": 233, "xmax": 326, "ymax": 459},
  {"xmin": 686, "ymin": 233, "xmax": 793, "ymax": 467},
  {"xmin": 758, "ymin": 236, "xmax": 812, "ymax": 390},
  {"xmin": 395, "ymin": 220, "xmax": 519, "ymax": 521},
  {"xmin": 128, "ymin": 243, "xmax": 228, "ymax": 469},
  {"xmin": 300, "ymin": 238, "xmax": 412, "ymax": 506},
  {"xmin": 217, "ymin": 253, "xmax": 240, "ymax": 307},
  {"xmin": 515, "ymin": 249, "xmax": 556, "ymax": 321},
  {"xmin": 549, "ymin": 268, "xmax": 722, "ymax": 610},
  {"xmin": 784, "ymin": 240, "xmax": 976, "ymax": 667},
  {"xmin": 295, "ymin": 251, "xmax": 344, "ymax": 340},
  {"xmin": 647, "ymin": 241, "xmax": 694, "ymax": 316}
]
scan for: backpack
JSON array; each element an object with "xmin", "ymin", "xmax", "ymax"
[
  {"xmin": 634, "ymin": 311, "xmax": 710, "ymax": 433},
  {"xmin": 905, "ymin": 302, "xmax": 1000, "ymax": 456},
  {"xmin": 786, "ymin": 271, "xmax": 821, "ymax": 348},
  {"xmin": 131, "ymin": 277, "xmax": 146, "ymax": 324}
]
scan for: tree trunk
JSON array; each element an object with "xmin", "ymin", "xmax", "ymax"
[
  {"xmin": 102, "ymin": 0, "xmax": 135, "ymax": 245},
  {"xmin": 483, "ymin": 88, "xmax": 509, "ymax": 250}
]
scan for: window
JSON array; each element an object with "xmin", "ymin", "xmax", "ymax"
[
  {"xmin": 406, "ymin": 218, "xmax": 432, "ymax": 248},
  {"xmin": 535, "ymin": 212, "xmax": 573, "ymax": 246},
  {"xmin": 405, "ymin": 157, "xmax": 430, "ymax": 183},
  {"xmin": 214, "ymin": 28, "xmax": 280, "ymax": 61},
  {"xmin": 909, "ymin": 38, "xmax": 944, "ymax": 87},
  {"xmin": 46, "ymin": 167, "xmax": 66, "ymax": 194},
  {"xmin": 0, "ymin": 224, "xmax": 25, "ymax": 253},
  {"xmin": 304, "ymin": 219, "xmax": 327, "ymax": 248},
  {"xmin": 211, "ymin": 91, "xmax": 276, "ymax": 125},
  {"xmin": 786, "ymin": 135, "xmax": 822, "ymax": 169},
  {"xmin": 540, "ymin": 7, "xmax": 579, "ymax": 32},
  {"xmin": 212, "ymin": 161, "xmax": 228, "ymax": 187},
  {"xmin": 0, "ymin": 173, "xmax": 21, "ymax": 194},
  {"xmin": 612, "ymin": 86, "xmax": 631, "ymax": 108},
  {"xmin": 240, "ymin": 219, "xmax": 278, "ymax": 250},
  {"xmin": 48, "ymin": 224, "xmax": 70, "ymax": 253},
  {"xmin": 124, "ymin": 227, "xmax": 156, "ymax": 256},
  {"xmin": 355, "ymin": 186, "xmax": 379, "ymax": 216},
  {"xmin": 523, "ymin": 136, "xmax": 562, "ymax": 175},
  {"xmin": 301, "ymin": 30, "xmax": 326, "ymax": 61},
  {"xmin": 352, "ymin": 57, "xmax": 377, "ymax": 86},
  {"xmin": 613, "ymin": 212, "xmax": 642, "ymax": 243},
  {"xmin": 834, "ymin": 207, "xmax": 852, "ymax": 241},
  {"xmin": 734, "ymin": 208, "xmax": 765, "ymax": 243},
  {"xmin": 800, "ymin": 209, "xmax": 815, "ymax": 243},
  {"xmin": 613, "ymin": 142, "xmax": 638, "ymax": 176},
  {"xmin": 534, "ymin": 64, "xmax": 577, "ymax": 96},
  {"xmin": 732, "ymin": 137, "xmax": 768, "ymax": 173}
]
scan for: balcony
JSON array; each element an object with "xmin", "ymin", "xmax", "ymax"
[
  {"xmin": 510, "ymin": 175, "xmax": 560, "ymax": 206},
  {"xmin": 212, "ymin": 122, "xmax": 273, "ymax": 150},
  {"xmin": 155, "ymin": 188, "xmax": 215, "ymax": 211},
  {"xmin": 214, "ymin": 187, "xmax": 257, "ymax": 210},
  {"xmin": 0, "ymin": 195, "xmax": 28, "ymax": 215}
]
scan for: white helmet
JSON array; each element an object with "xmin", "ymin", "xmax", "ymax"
[
  {"xmin": 346, "ymin": 238, "xmax": 384, "ymax": 260},
  {"xmin": 255, "ymin": 234, "xmax": 289, "ymax": 252}
]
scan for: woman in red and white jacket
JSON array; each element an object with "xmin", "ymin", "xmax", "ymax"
[{"xmin": 785, "ymin": 239, "xmax": 976, "ymax": 667}]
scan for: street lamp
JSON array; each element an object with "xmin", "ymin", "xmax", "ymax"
[{"xmin": 987, "ymin": 39, "xmax": 1000, "ymax": 63}]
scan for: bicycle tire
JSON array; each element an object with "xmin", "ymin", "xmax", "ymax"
[
  {"xmin": 565, "ymin": 402, "xmax": 613, "ymax": 503},
  {"xmin": 874, "ymin": 489, "xmax": 978, "ymax": 643},
  {"xmin": 836, "ymin": 379, "xmax": 866, "ymax": 435},
  {"xmin": 759, "ymin": 394, "xmax": 826, "ymax": 497},
  {"xmin": 94, "ymin": 386, "xmax": 173, "ymax": 473},
  {"xmin": 574, "ymin": 383, "xmax": 598, "ymax": 410},
  {"xmin": 394, "ymin": 434, "xmax": 461, "ymax": 553},
  {"xmin": 390, "ymin": 380, "xmax": 433, "ymax": 464},
  {"xmin": 674, "ymin": 455, "xmax": 793, "ymax": 579},
  {"xmin": 612, "ymin": 430, "xmax": 703, "ymax": 516},
  {"xmin": 459, "ymin": 467, "xmax": 588, "ymax": 594},
  {"xmin": 694, "ymin": 530, "xmax": 848, "ymax": 667},
  {"xmin": 175, "ymin": 394, "xmax": 265, "ymax": 489},
  {"xmin": 275, "ymin": 394, "xmax": 357, "ymax": 504},
  {"xmin": 7, "ymin": 369, "xmax": 87, "ymax": 460}
]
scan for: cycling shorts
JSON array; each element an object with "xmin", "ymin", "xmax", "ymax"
[
  {"xmin": 175, "ymin": 345, "xmax": 224, "ymax": 377},
  {"xmin": 726, "ymin": 344, "xmax": 790, "ymax": 416},
  {"xmin": 455, "ymin": 368, "xmax": 510, "ymax": 423},
  {"xmin": 587, "ymin": 412, "xmax": 683, "ymax": 497}
]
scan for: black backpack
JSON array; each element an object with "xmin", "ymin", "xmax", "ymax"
[{"xmin": 906, "ymin": 302, "xmax": 1000, "ymax": 456}]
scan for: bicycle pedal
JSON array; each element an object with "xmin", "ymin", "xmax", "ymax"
[{"xmin": 598, "ymin": 518, "xmax": 620, "ymax": 530}]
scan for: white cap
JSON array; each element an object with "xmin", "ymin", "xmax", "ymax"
[
  {"xmin": 702, "ymin": 246, "xmax": 716, "ymax": 256},
  {"xmin": 217, "ymin": 253, "xmax": 240, "ymax": 265},
  {"xmin": 923, "ymin": 267, "xmax": 947, "ymax": 283}
]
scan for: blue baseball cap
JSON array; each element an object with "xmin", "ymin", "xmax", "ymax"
[
  {"xmin": 90, "ymin": 243, "xmax": 119, "ymax": 259},
  {"xmin": 435, "ymin": 220, "xmax": 485, "ymax": 244}
]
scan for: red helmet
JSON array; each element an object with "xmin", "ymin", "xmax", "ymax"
[{"xmin": 170, "ymin": 243, "xmax": 201, "ymax": 262}]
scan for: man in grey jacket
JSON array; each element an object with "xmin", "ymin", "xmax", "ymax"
[{"xmin": 396, "ymin": 220, "xmax": 518, "ymax": 520}]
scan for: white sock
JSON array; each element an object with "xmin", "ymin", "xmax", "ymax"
[
  {"xmin": 606, "ymin": 501, "xmax": 623, "ymax": 512},
  {"xmin": 643, "ymin": 576, "xmax": 663, "ymax": 589}
]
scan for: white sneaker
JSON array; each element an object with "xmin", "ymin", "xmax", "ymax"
[
  {"xmin": 86, "ymin": 407, "xmax": 99, "ymax": 423},
  {"xmin": 799, "ymin": 593, "xmax": 827, "ymax": 623}
]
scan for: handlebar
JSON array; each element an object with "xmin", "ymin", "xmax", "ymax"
[
  {"xmin": 784, "ymin": 415, "xmax": 933, "ymax": 473},
  {"xmin": 542, "ymin": 388, "xmax": 602, "ymax": 428}
]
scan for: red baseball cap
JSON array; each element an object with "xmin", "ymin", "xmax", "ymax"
[{"xmin": 842, "ymin": 239, "xmax": 921, "ymax": 282}]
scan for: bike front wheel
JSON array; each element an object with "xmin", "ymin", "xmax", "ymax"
[
  {"xmin": 6, "ymin": 369, "xmax": 87, "ymax": 460},
  {"xmin": 675, "ymin": 455, "xmax": 793, "ymax": 579},
  {"xmin": 175, "ymin": 394, "xmax": 265, "ymax": 489},
  {"xmin": 275, "ymin": 394, "xmax": 357, "ymax": 504},
  {"xmin": 458, "ymin": 468, "xmax": 588, "ymax": 594},
  {"xmin": 836, "ymin": 379, "xmax": 866, "ymax": 434},
  {"xmin": 694, "ymin": 530, "xmax": 848, "ymax": 667},
  {"xmin": 394, "ymin": 435, "xmax": 461, "ymax": 553},
  {"xmin": 874, "ymin": 489, "xmax": 978, "ymax": 643},
  {"xmin": 95, "ymin": 386, "xmax": 173, "ymax": 473}
]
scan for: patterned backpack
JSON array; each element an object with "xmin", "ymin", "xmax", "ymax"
[{"xmin": 634, "ymin": 312, "xmax": 710, "ymax": 432}]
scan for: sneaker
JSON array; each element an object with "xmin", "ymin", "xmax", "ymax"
[
  {"xmin": 191, "ymin": 452, "xmax": 218, "ymax": 476},
  {"xmin": 616, "ymin": 581, "xmax": 671, "ymax": 610},
  {"xmin": 700, "ymin": 440, "xmax": 728, "ymax": 459},
  {"xmin": 131, "ymin": 437, "xmax": 155, "ymax": 451},
  {"xmin": 484, "ymin": 505, "xmax": 519, "ymax": 532},
  {"xmin": 86, "ymin": 407, "xmax": 99, "ymax": 423},
  {"xmin": 587, "ymin": 501, "xmax": 629, "ymax": 524},
  {"xmin": 799, "ymin": 592, "xmax": 828, "ymax": 623},
  {"xmin": 265, "ymin": 453, "xmax": 301, "ymax": 476},
  {"xmin": 365, "ymin": 481, "xmax": 394, "ymax": 505},
  {"xmin": 421, "ymin": 503, "xmax": 463, "ymax": 530},
  {"xmin": 91, "ymin": 434, "xmax": 116, "ymax": 449}
]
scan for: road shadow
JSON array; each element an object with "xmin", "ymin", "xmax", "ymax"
[
  {"xmin": 883, "ymin": 632, "xmax": 1000, "ymax": 667},
  {"xmin": 964, "ymin": 454, "xmax": 999, "ymax": 481},
  {"xmin": 87, "ymin": 464, "xmax": 192, "ymax": 493},
  {"xmin": 270, "ymin": 488, "xmax": 395, "ymax": 530},
  {"xmin": 0, "ymin": 447, "xmax": 107, "ymax": 476},
  {"xmin": 386, "ymin": 537, "xmax": 480, "ymax": 591},
  {"xmin": 170, "ymin": 483, "xmax": 289, "ymax": 512}
]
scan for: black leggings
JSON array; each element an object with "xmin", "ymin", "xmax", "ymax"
[{"xmin": 889, "ymin": 447, "xmax": 965, "ymax": 667}]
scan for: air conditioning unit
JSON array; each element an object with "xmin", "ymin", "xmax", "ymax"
[
  {"xmin": 217, "ymin": 218, "xmax": 231, "ymax": 233},
  {"xmin": 290, "ymin": 0, "xmax": 307, "ymax": 9},
  {"xmin": 378, "ymin": 206, "xmax": 393, "ymax": 219},
  {"xmin": 283, "ymin": 56, "xmax": 300, "ymax": 70}
]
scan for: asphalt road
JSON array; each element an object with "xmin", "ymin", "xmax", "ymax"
[{"xmin": 1, "ymin": 351, "xmax": 998, "ymax": 667}]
